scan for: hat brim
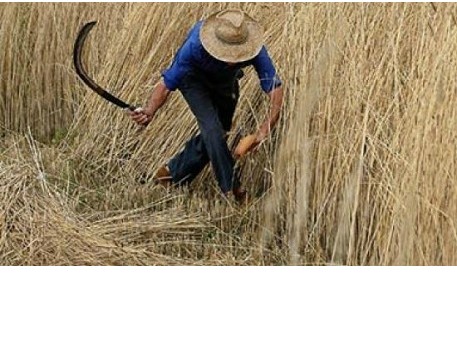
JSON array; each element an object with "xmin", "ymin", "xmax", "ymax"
[{"xmin": 200, "ymin": 13, "xmax": 264, "ymax": 63}]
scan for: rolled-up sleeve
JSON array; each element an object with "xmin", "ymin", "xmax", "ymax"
[
  {"xmin": 162, "ymin": 40, "xmax": 193, "ymax": 91},
  {"xmin": 252, "ymin": 46, "xmax": 282, "ymax": 93}
]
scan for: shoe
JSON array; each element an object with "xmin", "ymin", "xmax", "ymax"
[
  {"xmin": 232, "ymin": 187, "xmax": 249, "ymax": 205},
  {"xmin": 153, "ymin": 165, "xmax": 173, "ymax": 187}
]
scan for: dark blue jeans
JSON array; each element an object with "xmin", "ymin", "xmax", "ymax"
[{"xmin": 167, "ymin": 70, "xmax": 240, "ymax": 193}]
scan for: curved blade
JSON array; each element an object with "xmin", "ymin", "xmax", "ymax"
[{"xmin": 73, "ymin": 21, "xmax": 135, "ymax": 111}]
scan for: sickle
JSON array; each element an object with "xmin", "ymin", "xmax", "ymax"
[{"xmin": 73, "ymin": 21, "xmax": 136, "ymax": 112}]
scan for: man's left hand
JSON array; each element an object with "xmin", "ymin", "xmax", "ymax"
[{"xmin": 234, "ymin": 130, "xmax": 268, "ymax": 159}]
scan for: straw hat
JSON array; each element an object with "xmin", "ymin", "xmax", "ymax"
[{"xmin": 200, "ymin": 9, "xmax": 264, "ymax": 63}]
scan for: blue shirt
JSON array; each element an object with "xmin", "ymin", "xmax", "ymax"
[{"xmin": 162, "ymin": 21, "xmax": 282, "ymax": 93}]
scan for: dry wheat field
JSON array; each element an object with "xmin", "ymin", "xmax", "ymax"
[{"xmin": 1, "ymin": 2, "xmax": 457, "ymax": 265}]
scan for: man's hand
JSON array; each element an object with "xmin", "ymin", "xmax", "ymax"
[
  {"xmin": 234, "ymin": 134, "xmax": 260, "ymax": 159},
  {"xmin": 129, "ymin": 107, "xmax": 153, "ymax": 127},
  {"xmin": 128, "ymin": 79, "xmax": 171, "ymax": 127}
]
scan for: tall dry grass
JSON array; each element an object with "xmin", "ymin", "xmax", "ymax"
[{"xmin": 1, "ymin": 3, "xmax": 457, "ymax": 265}]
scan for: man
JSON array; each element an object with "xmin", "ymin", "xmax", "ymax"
[{"xmin": 130, "ymin": 9, "xmax": 284, "ymax": 202}]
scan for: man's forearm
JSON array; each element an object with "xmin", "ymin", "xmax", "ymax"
[
  {"xmin": 258, "ymin": 86, "xmax": 284, "ymax": 139},
  {"xmin": 145, "ymin": 79, "xmax": 170, "ymax": 116}
]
